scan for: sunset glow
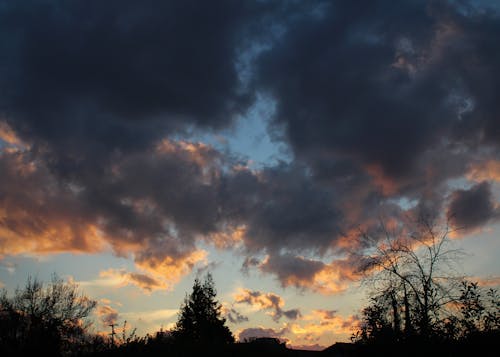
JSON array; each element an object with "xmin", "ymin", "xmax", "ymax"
[{"xmin": 0, "ymin": 0, "xmax": 499, "ymax": 351}]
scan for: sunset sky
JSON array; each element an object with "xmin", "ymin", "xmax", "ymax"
[{"xmin": 0, "ymin": 0, "xmax": 499, "ymax": 350}]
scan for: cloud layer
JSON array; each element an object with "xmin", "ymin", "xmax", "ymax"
[{"xmin": 0, "ymin": 0, "xmax": 499, "ymax": 292}]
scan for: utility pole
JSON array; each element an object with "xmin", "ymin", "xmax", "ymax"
[{"xmin": 109, "ymin": 323, "xmax": 116, "ymax": 347}]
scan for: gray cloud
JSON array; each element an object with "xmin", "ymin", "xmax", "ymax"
[
  {"xmin": 255, "ymin": 0, "xmax": 500, "ymax": 187},
  {"xmin": 260, "ymin": 254, "xmax": 324, "ymax": 288},
  {"xmin": 216, "ymin": 162, "xmax": 349, "ymax": 267},
  {"xmin": 225, "ymin": 307, "xmax": 249, "ymax": 324},
  {"xmin": 97, "ymin": 304, "xmax": 120, "ymax": 327},
  {"xmin": 0, "ymin": 1, "xmax": 268, "ymax": 152},
  {"xmin": 448, "ymin": 181, "xmax": 499, "ymax": 230},
  {"xmin": 281, "ymin": 309, "xmax": 302, "ymax": 321},
  {"xmin": 237, "ymin": 326, "xmax": 289, "ymax": 342},
  {"xmin": 234, "ymin": 288, "xmax": 301, "ymax": 322}
]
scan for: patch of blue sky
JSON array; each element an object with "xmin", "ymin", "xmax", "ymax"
[
  {"xmin": 194, "ymin": 241, "xmax": 276, "ymax": 299},
  {"xmin": 178, "ymin": 93, "xmax": 292, "ymax": 169},
  {"xmin": 223, "ymin": 94, "xmax": 291, "ymax": 168},
  {"xmin": 387, "ymin": 196, "xmax": 419, "ymax": 211},
  {"xmin": 0, "ymin": 252, "xmax": 134, "ymax": 291},
  {"xmin": 469, "ymin": 0, "xmax": 500, "ymax": 12}
]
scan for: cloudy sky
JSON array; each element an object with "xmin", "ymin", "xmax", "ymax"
[{"xmin": 0, "ymin": 0, "xmax": 499, "ymax": 350}]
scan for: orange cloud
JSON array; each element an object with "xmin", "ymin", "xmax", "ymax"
[
  {"xmin": 299, "ymin": 312, "xmax": 359, "ymax": 334},
  {"xmin": 234, "ymin": 288, "xmax": 284, "ymax": 310},
  {"xmin": 235, "ymin": 312, "xmax": 359, "ymax": 350},
  {"xmin": 260, "ymin": 255, "xmax": 361, "ymax": 295},
  {"xmin": 234, "ymin": 288, "xmax": 301, "ymax": 321},
  {"xmin": 312, "ymin": 260, "xmax": 360, "ymax": 295},
  {"xmin": 96, "ymin": 304, "xmax": 120, "ymax": 327},
  {"xmin": 288, "ymin": 313, "xmax": 359, "ymax": 348},
  {"xmin": 0, "ymin": 150, "xmax": 108, "ymax": 258},
  {"xmin": 467, "ymin": 160, "xmax": 500, "ymax": 182},
  {"xmin": 0, "ymin": 121, "xmax": 23, "ymax": 147},
  {"xmin": 99, "ymin": 268, "xmax": 167, "ymax": 292},
  {"xmin": 155, "ymin": 139, "xmax": 222, "ymax": 183},
  {"xmin": 365, "ymin": 163, "xmax": 399, "ymax": 196},
  {"xmin": 474, "ymin": 276, "xmax": 500, "ymax": 288},
  {"xmin": 304, "ymin": 309, "xmax": 338, "ymax": 321},
  {"xmin": 206, "ymin": 225, "xmax": 246, "ymax": 249},
  {"xmin": 0, "ymin": 141, "xmax": 211, "ymax": 290},
  {"xmin": 0, "ymin": 220, "xmax": 105, "ymax": 257},
  {"xmin": 97, "ymin": 249, "xmax": 207, "ymax": 293},
  {"xmin": 134, "ymin": 249, "xmax": 207, "ymax": 290}
]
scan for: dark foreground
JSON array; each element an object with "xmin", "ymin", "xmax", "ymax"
[{"xmin": 82, "ymin": 336, "xmax": 499, "ymax": 357}]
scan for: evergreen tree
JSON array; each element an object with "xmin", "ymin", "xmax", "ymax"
[{"xmin": 173, "ymin": 273, "xmax": 233, "ymax": 346}]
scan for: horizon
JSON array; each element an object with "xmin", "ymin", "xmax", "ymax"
[{"xmin": 0, "ymin": 0, "xmax": 499, "ymax": 350}]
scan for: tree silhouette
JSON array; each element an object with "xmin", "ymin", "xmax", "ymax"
[
  {"xmin": 173, "ymin": 272, "xmax": 234, "ymax": 346},
  {"xmin": 0, "ymin": 274, "xmax": 96, "ymax": 356},
  {"xmin": 352, "ymin": 215, "xmax": 500, "ymax": 355},
  {"xmin": 356, "ymin": 215, "xmax": 464, "ymax": 339},
  {"xmin": 452, "ymin": 281, "xmax": 500, "ymax": 339}
]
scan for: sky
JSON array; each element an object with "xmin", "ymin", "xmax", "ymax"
[{"xmin": 0, "ymin": 0, "xmax": 499, "ymax": 350}]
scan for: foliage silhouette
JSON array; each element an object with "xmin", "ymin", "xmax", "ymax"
[
  {"xmin": 0, "ymin": 274, "xmax": 96, "ymax": 356},
  {"xmin": 350, "ymin": 216, "xmax": 500, "ymax": 356},
  {"xmin": 172, "ymin": 272, "xmax": 234, "ymax": 347},
  {"xmin": 355, "ymin": 215, "xmax": 465, "ymax": 339}
]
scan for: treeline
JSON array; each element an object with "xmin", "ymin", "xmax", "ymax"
[
  {"xmin": 0, "ymin": 273, "xmax": 239, "ymax": 357},
  {"xmin": 350, "ymin": 280, "xmax": 499, "ymax": 356}
]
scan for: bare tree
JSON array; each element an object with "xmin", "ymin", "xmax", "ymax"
[{"xmin": 357, "ymin": 215, "xmax": 464, "ymax": 338}]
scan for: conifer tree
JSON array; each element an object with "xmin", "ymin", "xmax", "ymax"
[{"xmin": 173, "ymin": 273, "xmax": 233, "ymax": 345}]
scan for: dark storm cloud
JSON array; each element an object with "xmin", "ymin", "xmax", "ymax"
[
  {"xmin": 259, "ymin": 254, "xmax": 324, "ymax": 286},
  {"xmin": 448, "ymin": 181, "xmax": 499, "ymax": 230},
  {"xmin": 0, "ymin": 0, "xmax": 284, "ymax": 160},
  {"xmin": 254, "ymin": 0, "xmax": 500, "ymax": 189},
  {"xmin": 234, "ymin": 0, "xmax": 500, "ymax": 290},
  {"xmin": 221, "ymin": 163, "xmax": 343, "ymax": 255}
]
